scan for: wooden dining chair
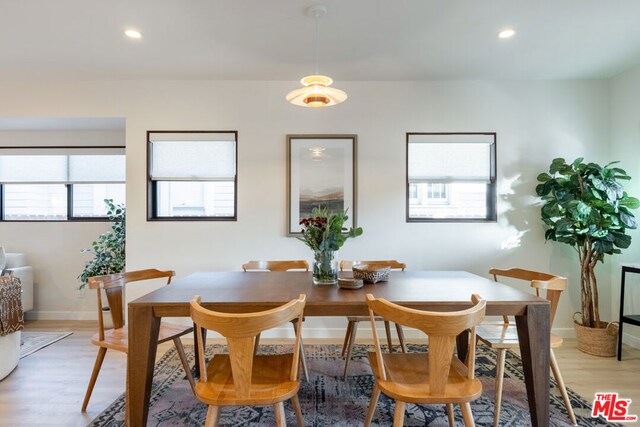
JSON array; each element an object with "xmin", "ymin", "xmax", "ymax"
[
  {"xmin": 190, "ymin": 294, "xmax": 306, "ymax": 427},
  {"xmin": 242, "ymin": 260, "xmax": 309, "ymax": 272},
  {"xmin": 476, "ymin": 268, "xmax": 576, "ymax": 426},
  {"xmin": 364, "ymin": 293, "xmax": 486, "ymax": 427},
  {"xmin": 242, "ymin": 260, "xmax": 310, "ymax": 380},
  {"xmin": 81, "ymin": 269, "xmax": 194, "ymax": 412},
  {"xmin": 340, "ymin": 260, "xmax": 408, "ymax": 379}
]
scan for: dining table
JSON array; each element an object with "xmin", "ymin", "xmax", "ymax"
[{"xmin": 126, "ymin": 270, "xmax": 551, "ymax": 426}]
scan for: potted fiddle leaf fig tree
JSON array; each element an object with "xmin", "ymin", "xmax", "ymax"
[
  {"xmin": 537, "ymin": 157, "xmax": 639, "ymax": 356},
  {"xmin": 78, "ymin": 200, "xmax": 126, "ymax": 329},
  {"xmin": 78, "ymin": 199, "xmax": 126, "ymax": 289}
]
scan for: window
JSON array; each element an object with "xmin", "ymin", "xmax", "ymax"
[
  {"xmin": 148, "ymin": 131, "xmax": 237, "ymax": 220},
  {"xmin": 406, "ymin": 133, "xmax": 496, "ymax": 221},
  {"xmin": 0, "ymin": 149, "xmax": 125, "ymax": 221},
  {"xmin": 425, "ymin": 183, "xmax": 449, "ymax": 204}
]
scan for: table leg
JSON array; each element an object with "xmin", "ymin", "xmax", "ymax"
[
  {"xmin": 515, "ymin": 304, "xmax": 550, "ymax": 427},
  {"xmin": 126, "ymin": 305, "xmax": 160, "ymax": 427},
  {"xmin": 618, "ymin": 269, "xmax": 626, "ymax": 361},
  {"xmin": 456, "ymin": 329, "xmax": 470, "ymax": 362}
]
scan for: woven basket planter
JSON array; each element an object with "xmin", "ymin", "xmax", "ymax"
[{"xmin": 573, "ymin": 313, "xmax": 619, "ymax": 357}]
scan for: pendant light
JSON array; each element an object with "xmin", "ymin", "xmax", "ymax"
[{"xmin": 286, "ymin": 5, "xmax": 347, "ymax": 108}]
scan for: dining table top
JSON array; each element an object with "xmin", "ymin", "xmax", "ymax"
[{"xmin": 131, "ymin": 270, "xmax": 548, "ymax": 317}]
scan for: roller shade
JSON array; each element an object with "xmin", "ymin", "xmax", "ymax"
[
  {"xmin": 0, "ymin": 149, "xmax": 125, "ymax": 183},
  {"xmin": 408, "ymin": 134, "xmax": 494, "ymax": 183},
  {"xmin": 68, "ymin": 155, "xmax": 125, "ymax": 182},
  {"xmin": 149, "ymin": 132, "xmax": 236, "ymax": 181}
]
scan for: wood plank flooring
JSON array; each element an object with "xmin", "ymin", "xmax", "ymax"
[{"xmin": 0, "ymin": 320, "xmax": 638, "ymax": 426}]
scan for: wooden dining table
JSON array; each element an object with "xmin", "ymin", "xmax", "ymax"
[{"xmin": 126, "ymin": 270, "xmax": 551, "ymax": 426}]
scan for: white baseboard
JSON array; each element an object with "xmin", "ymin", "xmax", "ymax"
[
  {"xmin": 21, "ymin": 312, "xmax": 640, "ymax": 350},
  {"xmin": 554, "ymin": 327, "xmax": 640, "ymax": 350},
  {"xmin": 262, "ymin": 326, "xmax": 579, "ymax": 339},
  {"xmin": 551, "ymin": 327, "xmax": 576, "ymax": 339},
  {"xmin": 24, "ymin": 311, "xmax": 97, "ymax": 321},
  {"xmin": 621, "ymin": 331, "xmax": 640, "ymax": 349}
]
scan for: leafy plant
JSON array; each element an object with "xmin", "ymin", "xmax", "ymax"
[
  {"xmin": 298, "ymin": 207, "xmax": 363, "ymax": 252},
  {"xmin": 536, "ymin": 158, "xmax": 639, "ymax": 328},
  {"xmin": 299, "ymin": 207, "xmax": 363, "ymax": 283},
  {"xmin": 78, "ymin": 199, "xmax": 126, "ymax": 289}
]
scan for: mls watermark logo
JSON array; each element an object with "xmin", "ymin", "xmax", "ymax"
[{"xmin": 592, "ymin": 392, "xmax": 638, "ymax": 422}]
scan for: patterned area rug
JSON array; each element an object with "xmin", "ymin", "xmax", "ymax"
[
  {"xmin": 20, "ymin": 331, "xmax": 73, "ymax": 358},
  {"xmin": 90, "ymin": 344, "xmax": 614, "ymax": 426}
]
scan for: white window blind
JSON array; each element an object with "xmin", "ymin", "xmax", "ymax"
[
  {"xmin": 0, "ymin": 156, "xmax": 68, "ymax": 183},
  {"xmin": 407, "ymin": 134, "xmax": 494, "ymax": 183},
  {"xmin": 149, "ymin": 132, "xmax": 236, "ymax": 181},
  {"xmin": 69, "ymin": 155, "xmax": 125, "ymax": 183},
  {"xmin": 0, "ymin": 149, "xmax": 125, "ymax": 183}
]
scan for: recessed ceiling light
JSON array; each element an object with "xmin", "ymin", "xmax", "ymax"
[
  {"xmin": 498, "ymin": 29, "xmax": 515, "ymax": 39},
  {"xmin": 124, "ymin": 29, "xmax": 142, "ymax": 39}
]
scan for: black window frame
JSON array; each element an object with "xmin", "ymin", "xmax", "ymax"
[
  {"xmin": 405, "ymin": 132, "xmax": 497, "ymax": 223},
  {"xmin": 0, "ymin": 145, "xmax": 126, "ymax": 223},
  {"xmin": 146, "ymin": 130, "xmax": 238, "ymax": 222}
]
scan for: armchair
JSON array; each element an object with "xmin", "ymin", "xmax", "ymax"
[
  {"xmin": 3, "ymin": 253, "xmax": 34, "ymax": 312},
  {"xmin": 0, "ymin": 252, "xmax": 31, "ymax": 380}
]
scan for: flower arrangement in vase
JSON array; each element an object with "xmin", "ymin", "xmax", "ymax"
[{"xmin": 298, "ymin": 207, "xmax": 363, "ymax": 285}]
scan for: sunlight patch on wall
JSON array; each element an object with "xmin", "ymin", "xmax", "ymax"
[{"xmin": 501, "ymin": 230, "xmax": 528, "ymax": 250}]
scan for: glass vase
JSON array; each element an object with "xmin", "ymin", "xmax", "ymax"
[{"xmin": 313, "ymin": 250, "xmax": 338, "ymax": 285}]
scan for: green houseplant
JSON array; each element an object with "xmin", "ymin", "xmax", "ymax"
[
  {"xmin": 298, "ymin": 207, "xmax": 363, "ymax": 285},
  {"xmin": 78, "ymin": 199, "xmax": 126, "ymax": 290},
  {"xmin": 537, "ymin": 158, "xmax": 638, "ymax": 354}
]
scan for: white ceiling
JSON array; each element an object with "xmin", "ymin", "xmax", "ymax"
[{"xmin": 1, "ymin": 0, "xmax": 640, "ymax": 81}]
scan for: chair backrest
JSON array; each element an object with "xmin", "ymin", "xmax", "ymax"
[
  {"xmin": 489, "ymin": 268, "xmax": 566, "ymax": 325},
  {"xmin": 340, "ymin": 260, "xmax": 406, "ymax": 271},
  {"xmin": 242, "ymin": 260, "xmax": 309, "ymax": 272},
  {"xmin": 88, "ymin": 269, "xmax": 175, "ymax": 339},
  {"xmin": 366, "ymin": 293, "xmax": 485, "ymax": 395},
  {"xmin": 190, "ymin": 294, "xmax": 306, "ymax": 397}
]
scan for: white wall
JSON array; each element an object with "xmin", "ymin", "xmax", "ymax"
[
  {"xmin": 610, "ymin": 63, "xmax": 640, "ymax": 348},
  {"xmin": 0, "ymin": 222, "xmax": 111, "ymax": 318},
  {"xmin": 0, "ymin": 79, "xmax": 612, "ymax": 337}
]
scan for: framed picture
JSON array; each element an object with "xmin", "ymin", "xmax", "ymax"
[{"xmin": 287, "ymin": 134, "xmax": 357, "ymax": 235}]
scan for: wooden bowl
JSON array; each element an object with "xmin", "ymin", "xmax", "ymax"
[{"xmin": 338, "ymin": 277, "xmax": 364, "ymax": 290}]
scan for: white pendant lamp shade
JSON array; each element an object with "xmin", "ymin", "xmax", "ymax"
[
  {"xmin": 286, "ymin": 75, "xmax": 347, "ymax": 107},
  {"xmin": 286, "ymin": 5, "xmax": 347, "ymax": 108}
]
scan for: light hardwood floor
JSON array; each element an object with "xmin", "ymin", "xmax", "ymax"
[{"xmin": 0, "ymin": 320, "xmax": 639, "ymax": 426}]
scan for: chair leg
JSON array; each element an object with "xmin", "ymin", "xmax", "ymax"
[
  {"xmin": 384, "ymin": 321, "xmax": 394, "ymax": 353},
  {"xmin": 393, "ymin": 400, "xmax": 406, "ymax": 427},
  {"xmin": 343, "ymin": 320, "xmax": 359, "ymax": 379},
  {"xmin": 173, "ymin": 337, "xmax": 195, "ymax": 391},
  {"xmin": 205, "ymin": 405, "xmax": 220, "ymax": 427},
  {"xmin": 550, "ymin": 349, "xmax": 577, "ymax": 425},
  {"xmin": 273, "ymin": 401, "xmax": 286, "ymax": 427},
  {"xmin": 395, "ymin": 323, "xmax": 407, "ymax": 353},
  {"xmin": 291, "ymin": 322, "xmax": 309, "ymax": 381},
  {"xmin": 364, "ymin": 384, "xmax": 381, "ymax": 427},
  {"xmin": 342, "ymin": 320, "xmax": 354, "ymax": 357},
  {"xmin": 81, "ymin": 347, "xmax": 108, "ymax": 411},
  {"xmin": 493, "ymin": 349, "xmax": 506, "ymax": 427},
  {"xmin": 299, "ymin": 337, "xmax": 309, "ymax": 381},
  {"xmin": 254, "ymin": 332, "xmax": 261, "ymax": 355},
  {"xmin": 291, "ymin": 394, "xmax": 304, "ymax": 427},
  {"xmin": 194, "ymin": 327, "xmax": 207, "ymax": 378},
  {"xmin": 446, "ymin": 403, "xmax": 455, "ymax": 426},
  {"xmin": 461, "ymin": 402, "xmax": 475, "ymax": 427}
]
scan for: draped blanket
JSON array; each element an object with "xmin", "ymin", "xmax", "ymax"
[{"xmin": 0, "ymin": 276, "xmax": 24, "ymax": 336}]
